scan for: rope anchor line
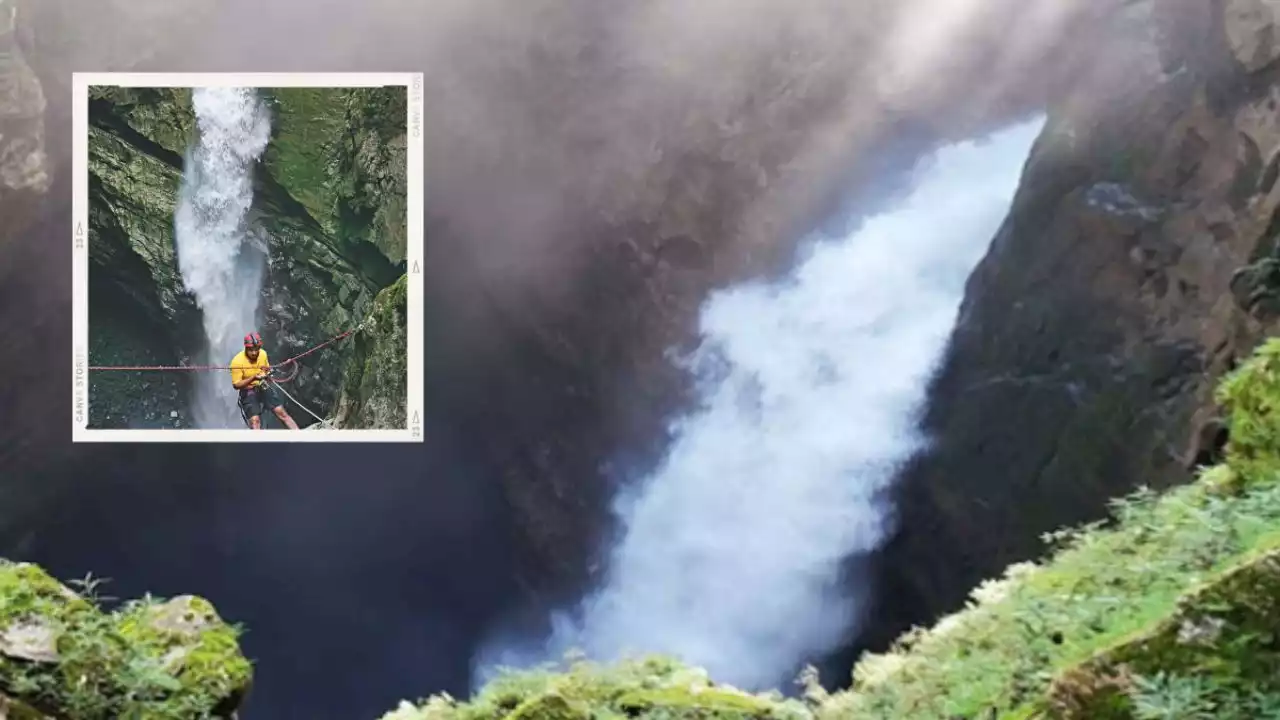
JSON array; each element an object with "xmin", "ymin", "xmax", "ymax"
[
  {"xmin": 87, "ymin": 326, "xmax": 362, "ymax": 428},
  {"xmin": 87, "ymin": 327, "xmax": 359, "ymax": 374}
]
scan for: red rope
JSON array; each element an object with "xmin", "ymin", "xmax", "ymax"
[{"xmin": 87, "ymin": 327, "xmax": 360, "ymax": 373}]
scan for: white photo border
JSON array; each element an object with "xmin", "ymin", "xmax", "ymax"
[{"xmin": 71, "ymin": 72, "xmax": 424, "ymax": 443}]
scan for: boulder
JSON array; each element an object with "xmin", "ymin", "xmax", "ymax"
[
  {"xmin": 0, "ymin": 560, "xmax": 251, "ymax": 719},
  {"xmin": 1224, "ymin": 0, "xmax": 1280, "ymax": 72}
]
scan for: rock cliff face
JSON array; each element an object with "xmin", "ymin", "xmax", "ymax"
[
  {"xmin": 85, "ymin": 86, "xmax": 407, "ymax": 428},
  {"xmin": 0, "ymin": 0, "xmax": 46, "ymax": 197},
  {"xmin": 333, "ymin": 274, "xmax": 408, "ymax": 430},
  {"xmin": 859, "ymin": 0, "xmax": 1280, "ymax": 659}
]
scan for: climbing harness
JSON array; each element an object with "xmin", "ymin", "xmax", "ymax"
[
  {"xmin": 235, "ymin": 364, "xmax": 300, "ymax": 429},
  {"xmin": 89, "ymin": 324, "xmax": 364, "ymax": 428}
]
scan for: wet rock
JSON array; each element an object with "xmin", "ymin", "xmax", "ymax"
[
  {"xmin": 1224, "ymin": 0, "xmax": 1280, "ymax": 72},
  {"xmin": 332, "ymin": 274, "xmax": 408, "ymax": 429},
  {"xmin": 0, "ymin": 618, "xmax": 57, "ymax": 662},
  {"xmin": 0, "ymin": 0, "xmax": 48, "ymax": 193}
]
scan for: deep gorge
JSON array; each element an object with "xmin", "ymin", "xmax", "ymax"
[{"xmin": 4, "ymin": 0, "xmax": 1280, "ymax": 718}]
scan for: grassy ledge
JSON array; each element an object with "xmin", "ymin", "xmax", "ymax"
[{"xmin": 818, "ymin": 337, "xmax": 1280, "ymax": 719}]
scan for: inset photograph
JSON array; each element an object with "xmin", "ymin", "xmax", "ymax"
[{"xmin": 72, "ymin": 73, "xmax": 423, "ymax": 441}]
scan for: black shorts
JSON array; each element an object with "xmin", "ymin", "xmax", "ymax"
[{"xmin": 239, "ymin": 383, "xmax": 284, "ymax": 418}]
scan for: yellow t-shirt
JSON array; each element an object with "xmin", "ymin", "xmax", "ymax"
[{"xmin": 229, "ymin": 349, "xmax": 270, "ymax": 388}]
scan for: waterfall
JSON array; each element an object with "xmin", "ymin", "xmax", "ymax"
[
  {"xmin": 478, "ymin": 117, "xmax": 1046, "ymax": 689},
  {"xmin": 174, "ymin": 87, "xmax": 272, "ymax": 428}
]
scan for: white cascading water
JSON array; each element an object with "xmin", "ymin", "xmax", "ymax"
[
  {"xmin": 479, "ymin": 117, "xmax": 1045, "ymax": 689},
  {"xmin": 174, "ymin": 87, "xmax": 272, "ymax": 428}
]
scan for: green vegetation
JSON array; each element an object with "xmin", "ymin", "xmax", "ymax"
[
  {"xmin": 329, "ymin": 87, "xmax": 409, "ymax": 266},
  {"xmin": 333, "ymin": 272, "xmax": 409, "ymax": 430},
  {"xmin": 817, "ymin": 336, "xmax": 1280, "ymax": 719},
  {"xmin": 262, "ymin": 85, "xmax": 409, "ymax": 267},
  {"xmin": 0, "ymin": 563, "xmax": 250, "ymax": 719},
  {"xmin": 261, "ymin": 88, "xmax": 350, "ymax": 230},
  {"xmin": 378, "ymin": 656, "xmax": 811, "ymax": 720}
]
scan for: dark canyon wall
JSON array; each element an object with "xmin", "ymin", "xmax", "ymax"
[{"xmin": 857, "ymin": 0, "xmax": 1280, "ymax": 662}]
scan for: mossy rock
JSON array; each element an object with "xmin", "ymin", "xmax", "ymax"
[
  {"xmin": 0, "ymin": 560, "xmax": 250, "ymax": 719},
  {"xmin": 504, "ymin": 692, "xmax": 590, "ymax": 720},
  {"xmin": 616, "ymin": 685, "xmax": 785, "ymax": 718},
  {"xmin": 0, "ymin": 691, "xmax": 52, "ymax": 720},
  {"xmin": 381, "ymin": 657, "xmax": 813, "ymax": 720},
  {"xmin": 87, "ymin": 87, "xmax": 195, "ymax": 157},
  {"xmin": 1217, "ymin": 337, "xmax": 1280, "ymax": 486},
  {"xmin": 1045, "ymin": 545, "xmax": 1280, "ymax": 718},
  {"xmin": 332, "ymin": 272, "xmax": 408, "ymax": 429}
]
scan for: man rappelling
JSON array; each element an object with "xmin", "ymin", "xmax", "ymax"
[{"xmin": 230, "ymin": 331, "xmax": 299, "ymax": 430}]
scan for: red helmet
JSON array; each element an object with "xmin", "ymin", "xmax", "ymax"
[{"xmin": 244, "ymin": 331, "xmax": 263, "ymax": 348}]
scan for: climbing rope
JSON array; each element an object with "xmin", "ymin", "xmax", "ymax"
[
  {"xmin": 268, "ymin": 379, "xmax": 330, "ymax": 429},
  {"xmin": 87, "ymin": 326, "xmax": 360, "ymax": 373}
]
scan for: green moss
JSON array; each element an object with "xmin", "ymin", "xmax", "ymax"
[
  {"xmin": 1046, "ymin": 546, "xmax": 1280, "ymax": 718},
  {"xmin": 616, "ymin": 685, "xmax": 784, "ymax": 717},
  {"xmin": 380, "ymin": 656, "xmax": 811, "ymax": 720},
  {"xmin": 260, "ymin": 85, "xmax": 409, "ymax": 268},
  {"xmin": 505, "ymin": 693, "xmax": 590, "ymax": 720},
  {"xmin": 1216, "ymin": 337, "xmax": 1280, "ymax": 486},
  {"xmin": 329, "ymin": 86, "xmax": 409, "ymax": 265},
  {"xmin": 261, "ymin": 88, "xmax": 350, "ymax": 230},
  {"xmin": 0, "ymin": 561, "xmax": 250, "ymax": 719},
  {"xmin": 812, "ymin": 468, "xmax": 1280, "ymax": 718},
  {"xmin": 0, "ymin": 694, "xmax": 50, "ymax": 720},
  {"xmin": 333, "ymin": 273, "xmax": 408, "ymax": 429},
  {"xmin": 86, "ymin": 109, "xmax": 195, "ymax": 428},
  {"xmin": 88, "ymin": 87, "xmax": 195, "ymax": 157},
  {"xmin": 813, "ymin": 337, "xmax": 1280, "ymax": 718}
]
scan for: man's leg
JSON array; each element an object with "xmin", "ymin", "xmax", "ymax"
[
  {"xmin": 240, "ymin": 388, "xmax": 265, "ymax": 430},
  {"xmin": 265, "ymin": 385, "xmax": 299, "ymax": 429},
  {"xmin": 272, "ymin": 405, "xmax": 299, "ymax": 430}
]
